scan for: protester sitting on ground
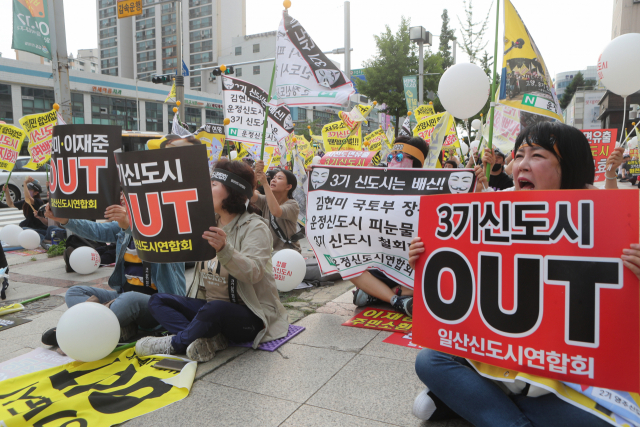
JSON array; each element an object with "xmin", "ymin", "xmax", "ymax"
[
  {"xmin": 40, "ymin": 202, "xmax": 186, "ymax": 347},
  {"xmin": 349, "ymin": 136, "xmax": 429, "ymax": 317},
  {"xmin": 251, "ymin": 161, "xmax": 302, "ymax": 253},
  {"xmin": 4, "ymin": 177, "xmax": 48, "ymax": 239},
  {"xmin": 407, "ymin": 121, "xmax": 638, "ymax": 425},
  {"xmin": 135, "ymin": 159, "xmax": 288, "ymax": 362}
]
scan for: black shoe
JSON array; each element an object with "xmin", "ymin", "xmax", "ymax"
[
  {"xmin": 391, "ymin": 295, "xmax": 413, "ymax": 317},
  {"xmin": 1, "ymin": 278, "xmax": 8, "ymax": 300},
  {"xmin": 352, "ymin": 288, "xmax": 381, "ymax": 306},
  {"xmin": 42, "ymin": 327, "xmax": 58, "ymax": 346},
  {"xmin": 63, "ymin": 247, "xmax": 75, "ymax": 273}
]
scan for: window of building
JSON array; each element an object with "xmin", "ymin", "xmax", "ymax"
[
  {"xmin": 100, "ymin": 27, "xmax": 117, "ymax": 39},
  {"xmin": 296, "ymin": 107, "xmax": 307, "ymax": 121},
  {"xmin": 161, "ymin": 2, "xmax": 175, "ymax": 13},
  {"xmin": 136, "ymin": 18, "xmax": 154, "ymax": 31},
  {"xmin": 101, "ymin": 68, "xmax": 118, "ymax": 76},
  {"xmin": 21, "ymin": 87, "xmax": 55, "ymax": 116},
  {"xmin": 145, "ymin": 102, "xmax": 163, "ymax": 132},
  {"xmin": 236, "ymin": 67, "xmax": 242, "ymax": 77},
  {"xmin": 98, "ymin": 0, "xmax": 115, "ymax": 8},
  {"xmin": 136, "ymin": 29, "xmax": 155, "ymax": 41},
  {"xmin": 162, "ymin": 58, "xmax": 177, "ymax": 69},
  {"xmin": 137, "ymin": 61, "xmax": 156, "ymax": 73},
  {"xmin": 191, "ymin": 76, "xmax": 201, "ymax": 90},
  {"xmin": 101, "ymin": 47, "xmax": 117, "ymax": 59},
  {"xmin": 185, "ymin": 107, "xmax": 202, "ymax": 131},
  {"xmin": 312, "ymin": 110, "xmax": 338, "ymax": 126},
  {"xmin": 190, "ymin": 29, "xmax": 211, "ymax": 42},
  {"xmin": 253, "ymin": 65, "xmax": 260, "ymax": 75},
  {"xmin": 253, "ymin": 43, "xmax": 260, "ymax": 53},
  {"xmin": 100, "ymin": 37, "xmax": 117, "ymax": 49},
  {"xmin": 91, "ymin": 95, "xmax": 137, "ymax": 130},
  {"xmin": 190, "ymin": 40, "xmax": 212, "ymax": 53},
  {"xmin": 137, "ymin": 51, "xmax": 156, "ymax": 62},
  {"xmin": 101, "ymin": 58, "xmax": 118, "ymax": 69},
  {"xmin": 189, "ymin": 5, "xmax": 212, "ymax": 18},
  {"xmin": 205, "ymin": 109, "xmax": 223, "ymax": 124},
  {"xmin": 137, "ymin": 40, "xmax": 155, "ymax": 52},
  {"xmin": 99, "ymin": 17, "xmax": 117, "ymax": 29},
  {"xmin": 190, "ymin": 52, "xmax": 212, "ymax": 65},
  {"xmin": 163, "ymin": 47, "xmax": 176, "ymax": 57},
  {"xmin": 161, "ymin": 25, "xmax": 176, "ymax": 36},
  {"xmin": 161, "ymin": 13, "xmax": 175, "ymax": 26},
  {"xmin": 189, "ymin": 0, "xmax": 211, "ymax": 6},
  {"xmin": 235, "ymin": 46, "xmax": 242, "ymax": 56},
  {"xmin": 136, "ymin": 6, "xmax": 155, "ymax": 19},
  {"xmin": 189, "ymin": 17, "xmax": 212, "ymax": 30},
  {"xmin": 162, "ymin": 35, "xmax": 177, "ymax": 47},
  {"xmin": 99, "ymin": 6, "xmax": 116, "ymax": 19},
  {"xmin": 71, "ymin": 93, "xmax": 84, "ymax": 124},
  {"xmin": 0, "ymin": 84, "xmax": 13, "ymax": 124}
]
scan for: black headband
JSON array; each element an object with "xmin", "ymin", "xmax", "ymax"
[{"xmin": 211, "ymin": 168, "xmax": 253, "ymax": 199}]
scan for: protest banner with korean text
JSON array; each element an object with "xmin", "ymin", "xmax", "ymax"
[
  {"xmin": 307, "ymin": 166, "xmax": 477, "ymax": 288},
  {"xmin": 364, "ymin": 128, "xmax": 389, "ymax": 153},
  {"xmin": 413, "ymin": 190, "xmax": 639, "ymax": 392},
  {"xmin": 319, "ymin": 150, "xmax": 378, "ymax": 167},
  {"xmin": 413, "ymin": 112, "xmax": 457, "ymax": 146},
  {"xmin": 415, "ymin": 104, "xmax": 436, "ymax": 121},
  {"xmin": 194, "ymin": 123, "xmax": 225, "ymax": 169},
  {"xmin": 18, "ymin": 109, "xmax": 57, "ymax": 170},
  {"xmin": 49, "ymin": 125, "xmax": 122, "ymax": 219},
  {"xmin": 116, "ymin": 145, "xmax": 216, "ymax": 263},
  {"xmin": 581, "ymin": 129, "xmax": 618, "ymax": 183},
  {"xmin": 0, "ymin": 125, "xmax": 26, "ymax": 171},
  {"xmin": 628, "ymin": 160, "xmax": 640, "ymax": 177},
  {"xmin": 322, "ymin": 120, "xmax": 362, "ymax": 152}
]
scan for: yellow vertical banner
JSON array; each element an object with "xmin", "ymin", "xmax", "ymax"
[
  {"xmin": 18, "ymin": 109, "xmax": 57, "ymax": 170},
  {"xmin": 413, "ymin": 112, "xmax": 456, "ymax": 145},
  {"xmin": 414, "ymin": 104, "xmax": 436, "ymax": 121},
  {"xmin": 295, "ymin": 135, "xmax": 315, "ymax": 167},
  {"xmin": 0, "ymin": 125, "xmax": 26, "ymax": 171}
]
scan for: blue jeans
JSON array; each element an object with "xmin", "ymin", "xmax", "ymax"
[
  {"xmin": 65, "ymin": 286, "xmax": 158, "ymax": 330},
  {"xmin": 415, "ymin": 349, "xmax": 611, "ymax": 427}
]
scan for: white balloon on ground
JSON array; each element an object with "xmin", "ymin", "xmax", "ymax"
[
  {"xmin": 272, "ymin": 249, "xmax": 306, "ymax": 292},
  {"xmin": 598, "ymin": 33, "xmax": 640, "ymax": 97},
  {"xmin": 460, "ymin": 143, "xmax": 469, "ymax": 156},
  {"xmin": 69, "ymin": 246, "xmax": 101, "ymax": 274},
  {"xmin": 471, "ymin": 119, "xmax": 482, "ymax": 130},
  {"xmin": 311, "ymin": 156, "xmax": 321, "ymax": 165},
  {"xmin": 57, "ymin": 302, "xmax": 120, "ymax": 362},
  {"xmin": 0, "ymin": 224, "xmax": 23, "ymax": 247},
  {"xmin": 438, "ymin": 63, "xmax": 490, "ymax": 119},
  {"xmin": 18, "ymin": 230, "xmax": 41, "ymax": 250}
]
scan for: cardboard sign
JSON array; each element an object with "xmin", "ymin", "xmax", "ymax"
[
  {"xmin": 581, "ymin": 129, "xmax": 618, "ymax": 183},
  {"xmin": 50, "ymin": 125, "xmax": 122, "ymax": 220},
  {"xmin": 319, "ymin": 150, "xmax": 377, "ymax": 167},
  {"xmin": 413, "ymin": 190, "xmax": 640, "ymax": 392},
  {"xmin": 342, "ymin": 307, "xmax": 413, "ymax": 333},
  {"xmin": 116, "ymin": 145, "xmax": 216, "ymax": 263},
  {"xmin": 382, "ymin": 332, "xmax": 423, "ymax": 349},
  {"xmin": 307, "ymin": 166, "xmax": 477, "ymax": 286},
  {"xmin": 627, "ymin": 160, "xmax": 640, "ymax": 177}
]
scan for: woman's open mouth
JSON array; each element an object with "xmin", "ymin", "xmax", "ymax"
[{"xmin": 518, "ymin": 178, "xmax": 535, "ymax": 190}]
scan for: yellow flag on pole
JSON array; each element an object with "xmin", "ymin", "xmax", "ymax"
[{"xmin": 164, "ymin": 81, "xmax": 177, "ymax": 103}]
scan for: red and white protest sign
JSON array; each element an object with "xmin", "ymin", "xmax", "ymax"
[
  {"xmin": 413, "ymin": 190, "xmax": 639, "ymax": 392},
  {"xmin": 581, "ymin": 129, "xmax": 618, "ymax": 182},
  {"xmin": 319, "ymin": 150, "xmax": 378, "ymax": 167}
]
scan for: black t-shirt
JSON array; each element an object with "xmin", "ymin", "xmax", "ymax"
[
  {"xmin": 15, "ymin": 199, "xmax": 46, "ymax": 230},
  {"xmin": 489, "ymin": 172, "xmax": 514, "ymax": 191}
]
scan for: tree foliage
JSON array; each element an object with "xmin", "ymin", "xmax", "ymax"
[
  {"xmin": 439, "ymin": 9, "xmax": 456, "ymax": 71},
  {"xmin": 457, "ymin": 0, "xmax": 493, "ymax": 64},
  {"xmin": 559, "ymin": 72, "xmax": 585, "ymax": 110}
]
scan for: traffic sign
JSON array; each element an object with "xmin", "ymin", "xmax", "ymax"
[{"xmin": 117, "ymin": 0, "xmax": 142, "ymax": 19}]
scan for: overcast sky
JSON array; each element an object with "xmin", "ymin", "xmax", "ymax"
[{"xmin": 0, "ymin": 0, "xmax": 613, "ymax": 79}]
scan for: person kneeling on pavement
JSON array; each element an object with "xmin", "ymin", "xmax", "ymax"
[
  {"xmin": 136, "ymin": 159, "xmax": 289, "ymax": 362},
  {"xmin": 40, "ymin": 202, "xmax": 186, "ymax": 347}
]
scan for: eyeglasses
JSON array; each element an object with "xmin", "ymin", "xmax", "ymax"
[{"xmin": 387, "ymin": 152, "xmax": 405, "ymax": 163}]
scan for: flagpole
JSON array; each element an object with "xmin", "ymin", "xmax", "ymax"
[
  {"xmin": 260, "ymin": 62, "xmax": 276, "ymax": 160},
  {"xmin": 485, "ymin": 0, "xmax": 501, "ymax": 181}
]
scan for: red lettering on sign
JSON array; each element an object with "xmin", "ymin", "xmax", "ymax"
[
  {"xmin": 128, "ymin": 193, "xmax": 164, "ymax": 237},
  {"xmin": 161, "ymin": 189, "xmax": 199, "ymax": 234},
  {"xmin": 57, "ymin": 158, "xmax": 78, "ymax": 195},
  {"xmin": 78, "ymin": 157, "xmax": 108, "ymax": 193}
]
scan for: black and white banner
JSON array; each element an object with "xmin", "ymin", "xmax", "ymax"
[
  {"xmin": 275, "ymin": 12, "xmax": 354, "ymax": 107},
  {"xmin": 222, "ymin": 76, "xmax": 293, "ymax": 146},
  {"xmin": 307, "ymin": 166, "xmax": 477, "ymax": 287},
  {"xmin": 115, "ymin": 145, "xmax": 216, "ymax": 263}
]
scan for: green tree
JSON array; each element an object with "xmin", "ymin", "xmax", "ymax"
[
  {"xmin": 439, "ymin": 9, "xmax": 456, "ymax": 71},
  {"xmin": 560, "ymin": 72, "xmax": 585, "ymax": 110},
  {"xmin": 457, "ymin": 0, "xmax": 493, "ymax": 64}
]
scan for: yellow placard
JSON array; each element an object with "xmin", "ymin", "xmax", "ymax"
[
  {"xmin": 295, "ymin": 135, "xmax": 314, "ymax": 167},
  {"xmin": 413, "ymin": 112, "xmax": 456, "ymax": 145},
  {"xmin": 322, "ymin": 120, "xmax": 362, "ymax": 152},
  {"xmin": 18, "ymin": 109, "xmax": 57, "ymax": 170},
  {"xmin": 237, "ymin": 142, "xmax": 275, "ymax": 172},
  {"xmin": 414, "ymin": 104, "xmax": 436, "ymax": 121},
  {"xmin": 0, "ymin": 125, "xmax": 26, "ymax": 172},
  {"xmin": 117, "ymin": 0, "xmax": 142, "ymax": 18},
  {"xmin": 364, "ymin": 128, "xmax": 389, "ymax": 153},
  {"xmin": 194, "ymin": 127, "xmax": 225, "ymax": 167}
]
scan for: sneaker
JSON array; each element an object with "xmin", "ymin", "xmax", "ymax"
[
  {"xmin": 391, "ymin": 295, "xmax": 413, "ymax": 317},
  {"xmin": 42, "ymin": 327, "xmax": 59, "ymax": 346},
  {"xmin": 40, "ymin": 242, "xmax": 51, "ymax": 251},
  {"xmin": 186, "ymin": 334, "xmax": 228, "ymax": 363},
  {"xmin": 352, "ymin": 288, "xmax": 381, "ymax": 307},
  {"xmin": 413, "ymin": 387, "xmax": 460, "ymax": 421},
  {"xmin": 63, "ymin": 247, "xmax": 75, "ymax": 273},
  {"xmin": 135, "ymin": 335, "xmax": 175, "ymax": 356},
  {"xmin": 120, "ymin": 323, "xmax": 138, "ymax": 342}
]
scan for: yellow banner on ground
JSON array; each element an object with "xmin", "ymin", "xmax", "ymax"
[
  {"xmin": 164, "ymin": 81, "xmax": 176, "ymax": 103},
  {"xmin": 413, "ymin": 112, "xmax": 456, "ymax": 145},
  {"xmin": 364, "ymin": 128, "xmax": 389, "ymax": 153},
  {"xmin": 237, "ymin": 142, "xmax": 275, "ymax": 171},
  {"xmin": 322, "ymin": 120, "xmax": 362, "ymax": 152},
  {"xmin": 18, "ymin": 109, "xmax": 57, "ymax": 170},
  {"xmin": 499, "ymin": 0, "xmax": 563, "ymax": 122},
  {"xmin": 0, "ymin": 125, "xmax": 26, "ymax": 172},
  {"xmin": 0, "ymin": 348, "xmax": 195, "ymax": 427},
  {"xmin": 414, "ymin": 104, "xmax": 436, "ymax": 121}
]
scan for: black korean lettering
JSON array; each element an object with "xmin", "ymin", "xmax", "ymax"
[
  {"xmin": 453, "ymin": 205, "xmax": 470, "ymax": 238},
  {"xmin": 511, "ymin": 203, "xmax": 550, "ymax": 242},
  {"xmin": 479, "ymin": 202, "xmax": 509, "ymax": 243},
  {"xmin": 580, "ymin": 200, "xmax": 593, "ymax": 248},
  {"xmin": 87, "ymin": 376, "xmax": 173, "ymax": 414},
  {"xmin": 479, "ymin": 254, "xmax": 542, "ymax": 335},
  {"xmin": 33, "ymin": 411, "xmax": 88, "ymax": 427},
  {"xmin": 436, "ymin": 205, "xmax": 453, "ymax": 238},
  {"xmin": 549, "ymin": 203, "xmax": 579, "ymax": 243}
]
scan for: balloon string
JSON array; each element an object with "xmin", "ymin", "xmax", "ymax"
[{"xmin": 608, "ymin": 96, "xmax": 628, "ymax": 172}]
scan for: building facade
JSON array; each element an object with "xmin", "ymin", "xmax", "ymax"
[
  {"xmin": 563, "ymin": 89, "xmax": 606, "ymax": 130},
  {"xmin": 612, "ymin": 0, "xmax": 640, "ymax": 38},
  {"xmin": 554, "ymin": 66, "xmax": 598, "ymax": 101}
]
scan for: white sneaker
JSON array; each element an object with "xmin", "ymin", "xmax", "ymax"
[
  {"xmin": 412, "ymin": 387, "xmax": 437, "ymax": 420},
  {"xmin": 135, "ymin": 335, "xmax": 175, "ymax": 356},
  {"xmin": 186, "ymin": 334, "xmax": 228, "ymax": 363}
]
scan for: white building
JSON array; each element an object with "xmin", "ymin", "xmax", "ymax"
[
  {"xmin": 563, "ymin": 89, "xmax": 606, "ymax": 130},
  {"xmin": 69, "ymin": 49, "xmax": 100, "ymax": 74},
  {"xmin": 612, "ymin": 0, "xmax": 640, "ymax": 38},
  {"xmin": 554, "ymin": 66, "xmax": 598, "ymax": 101}
]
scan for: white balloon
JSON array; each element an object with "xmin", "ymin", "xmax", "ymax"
[
  {"xmin": 0, "ymin": 224, "xmax": 23, "ymax": 247},
  {"xmin": 470, "ymin": 140, "xmax": 480, "ymax": 154},
  {"xmin": 272, "ymin": 249, "xmax": 306, "ymax": 292},
  {"xmin": 598, "ymin": 33, "xmax": 640, "ymax": 97},
  {"xmin": 18, "ymin": 230, "xmax": 41, "ymax": 250},
  {"xmin": 311, "ymin": 156, "xmax": 321, "ymax": 165},
  {"xmin": 460, "ymin": 143, "xmax": 469, "ymax": 156},
  {"xmin": 230, "ymin": 150, "xmax": 238, "ymax": 160},
  {"xmin": 471, "ymin": 119, "xmax": 482, "ymax": 131},
  {"xmin": 629, "ymin": 136, "xmax": 638, "ymax": 150},
  {"xmin": 57, "ymin": 302, "xmax": 120, "ymax": 362},
  {"xmin": 438, "ymin": 63, "xmax": 490, "ymax": 119},
  {"xmin": 69, "ymin": 247, "xmax": 101, "ymax": 274}
]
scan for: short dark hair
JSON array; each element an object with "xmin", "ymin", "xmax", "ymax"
[
  {"xmin": 406, "ymin": 137, "xmax": 429, "ymax": 168},
  {"xmin": 444, "ymin": 160, "xmax": 458, "ymax": 168},
  {"xmin": 213, "ymin": 159, "xmax": 257, "ymax": 214},
  {"xmin": 514, "ymin": 122, "xmax": 594, "ymax": 189},
  {"xmin": 160, "ymin": 134, "xmax": 202, "ymax": 148},
  {"xmin": 272, "ymin": 168, "xmax": 297, "ymax": 199}
]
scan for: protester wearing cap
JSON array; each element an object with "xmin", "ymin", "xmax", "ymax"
[
  {"xmin": 349, "ymin": 136, "xmax": 429, "ymax": 317},
  {"xmin": 4, "ymin": 176, "xmax": 48, "ymax": 239},
  {"xmin": 136, "ymin": 159, "xmax": 289, "ymax": 362},
  {"xmin": 479, "ymin": 148, "xmax": 514, "ymax": 190}
]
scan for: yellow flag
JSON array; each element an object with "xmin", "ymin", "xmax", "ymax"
[
  {"xmin": 0, "ymin": 125, "xmax": 26, "ymax": 172},
  {"xmin": 364, "ymin": 128, "xmax": 389, "ymax": 153},
  {"xmin": 194, "ymin": 124, "xmax": 225, "ymax": 168},
  {"xmin": 164, "ymin": 81, "xmax": 177, "ymax": 103},
  {"xmin": 322, "ymin": 120, "xmax": 362, "ymax": 152},
  {"xmin": 18, "ymin": 109, "xmax": 57, "ymax": 170},
  {"xmin": 499, "ymin": 0, "xmax": 563, "ymax": 122},
  {"xmin": 415, "ymin": 104, "xmax": 436, "ymax": 121},
  {"xmin": 413, "ymin": 112, "xmax": 456, "ymax": 145},
  {"xmin": 237, "ymin": 142, "xmax": 275, "ymax": 171}
]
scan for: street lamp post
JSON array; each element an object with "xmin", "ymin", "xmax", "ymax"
[{"xmin": 409, "ymin": 26, "xmax": 432, "ymax": 105}]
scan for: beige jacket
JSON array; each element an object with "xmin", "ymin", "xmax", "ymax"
[{"xmin": 189, "ymin": 211, "xmax": 289, "ymax": 348}]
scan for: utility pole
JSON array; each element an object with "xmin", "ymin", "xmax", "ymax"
[
  {"xmin": 344, "ymin": 1, "xmax": 350, "ymax": 81},
  {"xmin": 175, "ymin": 0, "xmax": 185, "ymax": 118},
  {"xmin": 418, "ymin": 38, "xmax": 424, "ymax": 104},
  {"xmin": 47, "ymin": 0, "xmax": 72, "ymax": 123}
]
